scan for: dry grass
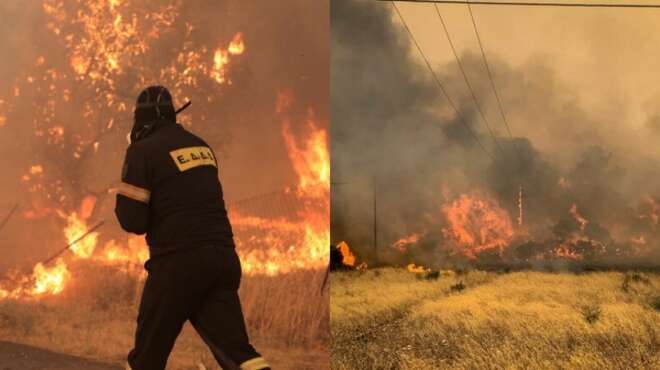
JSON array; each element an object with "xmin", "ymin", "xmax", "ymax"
[
  {"xmin": 331, "ymin": 268, "xmax": 660, "ymax": 370},
  {"xmin": 0, "ymin": 262, "xmax": 329, "ymax": 370}
]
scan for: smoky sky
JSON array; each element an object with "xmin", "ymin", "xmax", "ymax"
[{"xmin": 331, "ymin": 0, "xmax": 660, "ymax": 264}]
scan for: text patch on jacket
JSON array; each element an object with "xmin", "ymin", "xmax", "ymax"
[{"xmin": 169, "ymin": 146, "xmax": 217, "ymax": 172}]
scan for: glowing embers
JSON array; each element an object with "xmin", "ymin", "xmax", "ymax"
[{"xmin": 441, "ymin": 193, "xmax": 515, "ymax": 260}]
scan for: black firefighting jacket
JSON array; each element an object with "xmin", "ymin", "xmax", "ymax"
[{"xmin": 115, "ymin": 122, "xmax": 234, "ymax": 257}]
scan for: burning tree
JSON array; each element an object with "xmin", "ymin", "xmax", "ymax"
[{"xmin": 9, "ymin": 0, "xmax": 245, "ymax": 221}]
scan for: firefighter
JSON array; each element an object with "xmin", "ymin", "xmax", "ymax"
[{"xmin": 115, "ymin": 86, "xmax": 269, "ymax": 370}]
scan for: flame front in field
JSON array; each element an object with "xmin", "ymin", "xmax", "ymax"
[
  {"xmin": 102, "ymin": 236, "xmax": 149, "ymax": 267},
  {"xmin": 282, "ymin": 114, "xmax": 330, "ymax": 196},
  {"xmin": 63, "ymin": 212, "xmax": 99, "ymax": 259},
  {"xmin": 229, "ymin": 92, "xmax": 329, "ymax": 275},
  {"xmin": 32, "ymin": 259, "xmax": 69, "ymax": 295},
  {"xmin": 442, "ymin": 193, "xmax": 514, "ymax": 259}
]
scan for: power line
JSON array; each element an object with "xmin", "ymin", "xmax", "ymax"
[
  {"xmin": 464, "ymin": 2, "xmax": 515, "ymax": 143},
  {"xmin": 464, "ymin": 2, "xmax": 528, "ymax": 172},
  {"xmin": 433, "ymin": 5, "xmax": 504, "ymax": 155},
  {"xmin": 390, "ymin": 1, "xmax": 496, "ymax": 160},
  {"xmin": 382, "ymin": 0, "xmax": 660, "ymax": 8},
  {"xmin": 465, "ymin": 0, "xmax": 528, "ymax": 227}
]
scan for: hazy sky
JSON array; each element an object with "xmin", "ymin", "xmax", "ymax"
[{"xmin": 393, "ymin": 1, "xmax": 660, "ymax": 139}]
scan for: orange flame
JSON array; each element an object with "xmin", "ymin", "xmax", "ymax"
[
  {"xmin": 282, "ymin": 114, "xmax": 330, "ymax": 195},
  {"xmin": 31, "ymin": 259, "xmax": 69, "ymax": 295},
  {"xmin": 337, "ymin": 241, "xmax": 356, "ymax": 267},
  {"xmin": 406, "ymin": 263, "xmax": 428, "ymax": 273},
  {"xmin": 63, "ymin": 212, "xmax": 99, "ymax": 259},
  {"xmin": 228, "ymin": 92, "xmax": 329, "ymax": 275},
  {"xmin": 442, "ymin": 193, "xmax": 514, "ymax": 259},
  {"xmin": 212, "ymin": 32, "xmax": 245, "ymax": 84}
]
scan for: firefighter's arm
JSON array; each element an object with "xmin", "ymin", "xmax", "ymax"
[{"xmin": 115, "ymin": 146, "xmax": 150, "ymax": 234}]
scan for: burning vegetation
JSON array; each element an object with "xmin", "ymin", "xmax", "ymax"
[
  {"xmin": 331, "ymin": 0, "xmax": 660, "ymax": 270},
  {"xmin": 0, "ymin": 0, "xmax": 329, "ymax": 300}
]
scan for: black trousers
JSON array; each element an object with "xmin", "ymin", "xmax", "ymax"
[{"xmin": 127, "ymin": 245, "xmax": 268, "ymax": 370}]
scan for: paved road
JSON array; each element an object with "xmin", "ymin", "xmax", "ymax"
[{"xmin": 0, "ymin": 341, "xmax": 123, "ymax": 370}]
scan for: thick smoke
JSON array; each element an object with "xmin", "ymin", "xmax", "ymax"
[{"xmin": 331, "ymin": 0, "xmax": 660, "ymax": 267}]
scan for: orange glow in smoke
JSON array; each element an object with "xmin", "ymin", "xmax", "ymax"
[
  {"xmin": 392, "ymin": 233, "xmax": 422, "ymax": 253},
  {"xmin": 569, "ymin": 204, "xmax": 588, "ymax": 232}
]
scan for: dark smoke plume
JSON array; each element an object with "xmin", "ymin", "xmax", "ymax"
[{"xmin": 331, "ymin": 0, "xmax": 660, "ymax": 268}]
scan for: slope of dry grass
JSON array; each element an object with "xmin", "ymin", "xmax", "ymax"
[
  {"xmin": 331, "ymin": 268, "xmax": 660, "ymax": 370},
  {"xmin": 0, "ymin": 262, "xmax": 329, "ymax": 370}
]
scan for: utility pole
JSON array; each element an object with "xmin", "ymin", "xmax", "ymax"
[{"xmin": 373, "ymin": 178, "xmax": 378, "ymax": 264}]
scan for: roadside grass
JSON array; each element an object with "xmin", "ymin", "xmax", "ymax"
[{"xmin": 331, "ymin": 268, "xmax": 660, "ymax": 370}]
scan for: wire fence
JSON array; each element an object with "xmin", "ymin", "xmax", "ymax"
[{"xmin": 226, "ymin": 188, "xmax": 304, "ymax": 222}]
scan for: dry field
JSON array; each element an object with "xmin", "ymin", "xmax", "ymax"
[
  {"xmin": 0, "ymin": 262, "xmax": 329, "ymax": 370},
  {"xmin": 331, "ymin": 268, "xmax": 660, "ymax": 370}
]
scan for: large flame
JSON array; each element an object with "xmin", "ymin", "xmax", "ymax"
[
  {"xmin": 441, "ymin": 193, "xmax": 515, "ymax": 259},
  {"xmin": 230, "ymin": 92, "xmax": 329, "ymax": 275}
]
